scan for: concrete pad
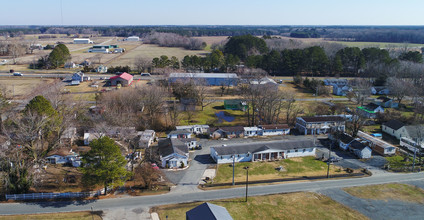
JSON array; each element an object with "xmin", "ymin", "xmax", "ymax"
[{"xmin": 103, "ymin": 207, "xmax": 151, "ymax": 220}]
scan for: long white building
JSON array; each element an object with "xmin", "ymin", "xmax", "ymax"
[
  {"xmin": 210, "ymin": 139, "xmax": 316, "ymax": 164},
  {"xmin": 74, "ymin": 38, "xmax": 93, "ymax": 44}
]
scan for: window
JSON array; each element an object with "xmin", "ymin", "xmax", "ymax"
[
  {"xmin": 303, "ymin": 149, "xmax": 306, "ymax": 152},
  {"xmin": 295, "ymin": 150, "xmax": 298, "ymax": 152}
]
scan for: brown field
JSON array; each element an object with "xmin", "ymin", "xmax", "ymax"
[
  {"xmin": 0, "ymin": 211, "xmax": 103, "ymax": 220},
  {"xmin": 155, "ymin": 192, "xmax": 368, "ymax": 220},
  {"xmin": 108, "ymin": 44, "xmax": 209, "ymax": 68},
  {"xmin": 344, "ymin": 183, "xmax": 424, "ymax": 204},
  {"xmin": 0, "ymin": 77, "xmax": 55, "ymax": 99}
]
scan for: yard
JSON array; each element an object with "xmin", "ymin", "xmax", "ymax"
[
  {"xmin": 107, "ymin": 44, "xmax": 209, "ymax": 68},
  {"xmin": 178, "ymin": 102, "xmax": 247, "ymax": 126},
  {"xmin": 344, "ymin": 183, "xmax": 424, "ymax": 204},
  {"xmin": 0, "ymin": 211, "xmax": 103, "ymax": 220},
  {"xmin": 212, "ymin": 156, "xmax": 351, "ymax": 184},
  {"xmin": 154, "ymin": 192, "xmax": 367, "ymax": 220},
  {"xmin": 0, "ymin": 77, "xmax": 55, "ymax": 99}
]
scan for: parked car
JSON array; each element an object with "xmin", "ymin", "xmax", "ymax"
[
  {"xmin": 141, "ymin": 73, "xmax": 151, "ymax": 77},
  {"xmin": 327, "ymin": 156, "xmax": 340, "ymax": 163},
  {"xmin": 195, "ymin": 145, "xmax": 202, "ymax": 150},
  {"xmin": 13, "ymin": 72, "xmax": 23, "ymax": 76},
  {"xmin": 151, "ymin": 163, "xmax": 160, "ymax": 170}
]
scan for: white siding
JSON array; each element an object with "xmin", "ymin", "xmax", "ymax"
[{"xmin": 285, "ymin": 148, "xmax": 316, "ymax": 158}]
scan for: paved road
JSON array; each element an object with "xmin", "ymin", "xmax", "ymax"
[{"xmin": 1, "ymin": 168, "xmax": 423, "ymax": 215}]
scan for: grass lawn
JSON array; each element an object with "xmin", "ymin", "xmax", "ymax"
[
  {"xmin": 0, "ymin": 211, "xmax": 102, "ymax": 220},
  {"xmin": 155, "ymin": 192, "xmax": 367, "ymax": 220},
  {"xmin": 0, "ymin": 77, "xmax": 55, "ymax": 99},
  {"xmin": 344, "ymin": 183, "xmax": 424, "ymax": 204},
  {"xmin": 213, "ymin": 156, "xmax": 348, "ymax": 184},
  {"xmin": 179, "ymin": 102, "xmax": 247, "ymax": 126},
  {"xmin": 385, "ymin": 155, "xmax": 413, "ymax": 169}
]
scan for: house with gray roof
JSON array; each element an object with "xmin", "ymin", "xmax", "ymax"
[
  {"xmin": 382, "ymin": 120, "xmax": 405, "ymax": 140},
  {"xmin": 210, "ymin": 139, "xmax": 316, "ymax": 164},
  {"xmin": 348, "ymin": 140, "xmax": 372, "ymax": 159},
  {"xmin": 186, "ymin": 202, "xmax": 233, "ymax": 220},
  {"xmin": 158, "ymin": 138, "xmax": 189, "ymax": 168}
]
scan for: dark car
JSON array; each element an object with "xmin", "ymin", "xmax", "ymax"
[
  {"xmin": 195, "ymin": 145, "xmax": 202, "ymax": 150},
  {"xmin": 327, "ymin": 156, "xmax": 340, "ymax": 163}
]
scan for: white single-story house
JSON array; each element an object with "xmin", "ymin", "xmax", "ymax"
[
  {"xmin": 176, "ymin": 125, "xmax": 209, "ymax": 135},
  {"xmin": 348, "ymin": 140, "xmax": 372, "ymax": 159},
  {"xmin": 95, "ymin": 65, "xmax": 108, "ymax": 73},
  {"xmin": 210, "ymin": 126, "xmax": 245, "ymax": 139},
  {"xmin": 158, "ymin": 138, "xmax": 189, "ymax": 168},
  {"xmin": 336, "ymin": 133, "xmax": 354, "ymax": 150},
  {"xmin": 244, "ymin": 127, "xmax": 261, "ymax": 137},
  {"xmin": 382, "ymin": 120, "xmax": 405, "ymax": 140},
  {"xmin": 46, "ymin": 150, "xmax": 81, "ymax": 167},
  {"xmin": 137, "ymin": 130, "xmax": 156, "ymax": 148},
  {"xmin": 259, "ymin": 124, "xmax": 290, "ymax": 136},
  {"xmin": 210, "ymin": 139, "xmax": 316, "ymax": 164}
]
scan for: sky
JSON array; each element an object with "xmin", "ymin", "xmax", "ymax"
[{"xmin": 1, "ymin": 0, "xmax": 423, "ymax": 26}]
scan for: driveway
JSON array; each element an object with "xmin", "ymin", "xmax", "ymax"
[{"xmin": 162, "ymin": 139, "xmax": 215, "ymax": 193}]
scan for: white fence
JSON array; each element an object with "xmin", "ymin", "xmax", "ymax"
[{"xmin": 5, "ymin": 189, "xmax": 104, "ymax": 201}]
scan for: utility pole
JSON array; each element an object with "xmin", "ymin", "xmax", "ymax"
[
  {"xmin": 412, "ymin": 138, "xmax": 417, "ymax": 172},
  {"xmin": 244, "ymin": 166, "xmax": 249, "ymax": 202},
  {"xmin": 327, "ymin": 142, "xmax": 332, "ymax": 178},
  {"xmin": 232, "ymin": 153, "xmax": 235, "ymax": 186}
]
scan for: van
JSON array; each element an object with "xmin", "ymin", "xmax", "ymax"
[{"xmin": 13, "ymin": 72, "xmax": 23, "ymax": 76}]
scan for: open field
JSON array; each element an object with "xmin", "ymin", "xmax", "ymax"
[
  {"xmin": 155, "ymin": 192, "xmax": 367, "ymax": 220},
  {"xmin": 344, "ymin": 183, "xmax": 424, "ymax": 204},
  {"xmin": 107, "ymin": 44, "xmax": 209, "ymax": 68},
  {"xmin": 213, "ymin": 156, "xmax": 350, "ymax": 184},
  {"xmin": 178, "ymin": 102, "xmax": 247, "ymax": 126},
  {"xmin": 0, "ymin": 211, "xmax": 102, "ymax": 220},
  {"xmin": 0, "ymin": 77, "xmax": 55, "ymax": 99}
]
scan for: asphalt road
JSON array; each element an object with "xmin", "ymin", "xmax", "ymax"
[{"xmin": 0, "ymin": 171, "xmax": 423, "ymax": 215}]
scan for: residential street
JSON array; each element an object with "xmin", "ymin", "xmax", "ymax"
[{"xmin": 0, "ymin": 169, "xmax": 423, "ymax": 216}]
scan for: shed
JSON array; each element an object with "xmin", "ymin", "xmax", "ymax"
[{"xmin": 186, "ymin": 202, "xmax": 233, "ymax": 220}]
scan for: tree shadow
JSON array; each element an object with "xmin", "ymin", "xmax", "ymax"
[{"xmin": 26, "ymin": 197, "xmax": 98, "ymax": 208}]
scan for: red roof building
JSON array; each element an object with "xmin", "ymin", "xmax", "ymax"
[{"xmin": 110, "ymin": 72, "xmax": 133, "ymax": 86}]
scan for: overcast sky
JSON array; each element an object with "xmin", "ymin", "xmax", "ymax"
[{"xmin": 1, "ymin": 0, "xmax": 423, "ymax": 26}]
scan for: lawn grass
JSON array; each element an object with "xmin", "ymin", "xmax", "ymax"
[
  {"xmin": 179, "ymin": 102, "xmax": 247, "ymax": 126},
  {"xmin": 155, "ymin": 192, "xmax": 367, "ymax": 220},
  {"xmin": 344, "ymin": 183, "xmax": 424, "ymax": 204},
  {"xmin": 213, "ymin": 156, "xmax": 347, "ymax": 184},
  {"xmin": 0, "ymin": 77, "xmax": 55, "ymax": 99},
  {"xmin": 0, "ymin": 211, "xmax": 102, "ymax": 220}
]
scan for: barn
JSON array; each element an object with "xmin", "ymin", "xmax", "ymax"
[
  {"xmin": 110, "ymin": 72, "xmax": 133, "ymax": 87},
  {"xmin": 168, "ymin": 73, "xmax": 238, "ymax": 86}
]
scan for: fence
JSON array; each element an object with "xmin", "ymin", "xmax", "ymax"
[{"xmin": 5, "ymin": 189, "xmax": 104, "ymax": 201}]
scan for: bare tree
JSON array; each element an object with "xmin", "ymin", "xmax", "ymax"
[
  {"xmin": 134, "ymin": 56, "xmax": 151, "ymax": 73},
  {"xmin": 139, "ymin": 86, "xmax": 167, "ymax": 126},
  {"xmin": 387, "ymin": 77, "xmax": 412, "ymax": 105},
  {"xmin": 346, "ymin": 110, "xmax": 367, "ymax": 137},
  {"xmin": 348, "ymin": 79, "xmax": 372, "ymax": 106}
]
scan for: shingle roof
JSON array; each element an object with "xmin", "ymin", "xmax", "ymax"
[
  {"xmin": 383, "ymin": 120, "xmax": 405, "ymax": 131},
  {"xmin": 377, "ymin": 96, "xmax": 392, "ymax": 103},
  {"xmin": 158, "ymin": 138, "xmax": 189, "ymax": 157},
  {"xmin": 349, "ymin": 140, "xmax": 368, "ymax": 151},
  {"xmin": 364, "ymin": 103, "xmax": 381, "ymax": 111},
  {"xmin": 211, "ymin": 126, "xmax": 244, "ymax": 133},
  {"xmin": 338, "ymin": 133, "xmax": 354, "ymax": 144},
  {"xmin": 186, "ymin": 202, "xmax": 233, "ymax": 220},
  {"xmin": 300, "ymin": 116, "xmax": 345, "ymax": 123},
  {"xmin": 212, "ymin": 139, "xmax": 315, "ymax": 155}
]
